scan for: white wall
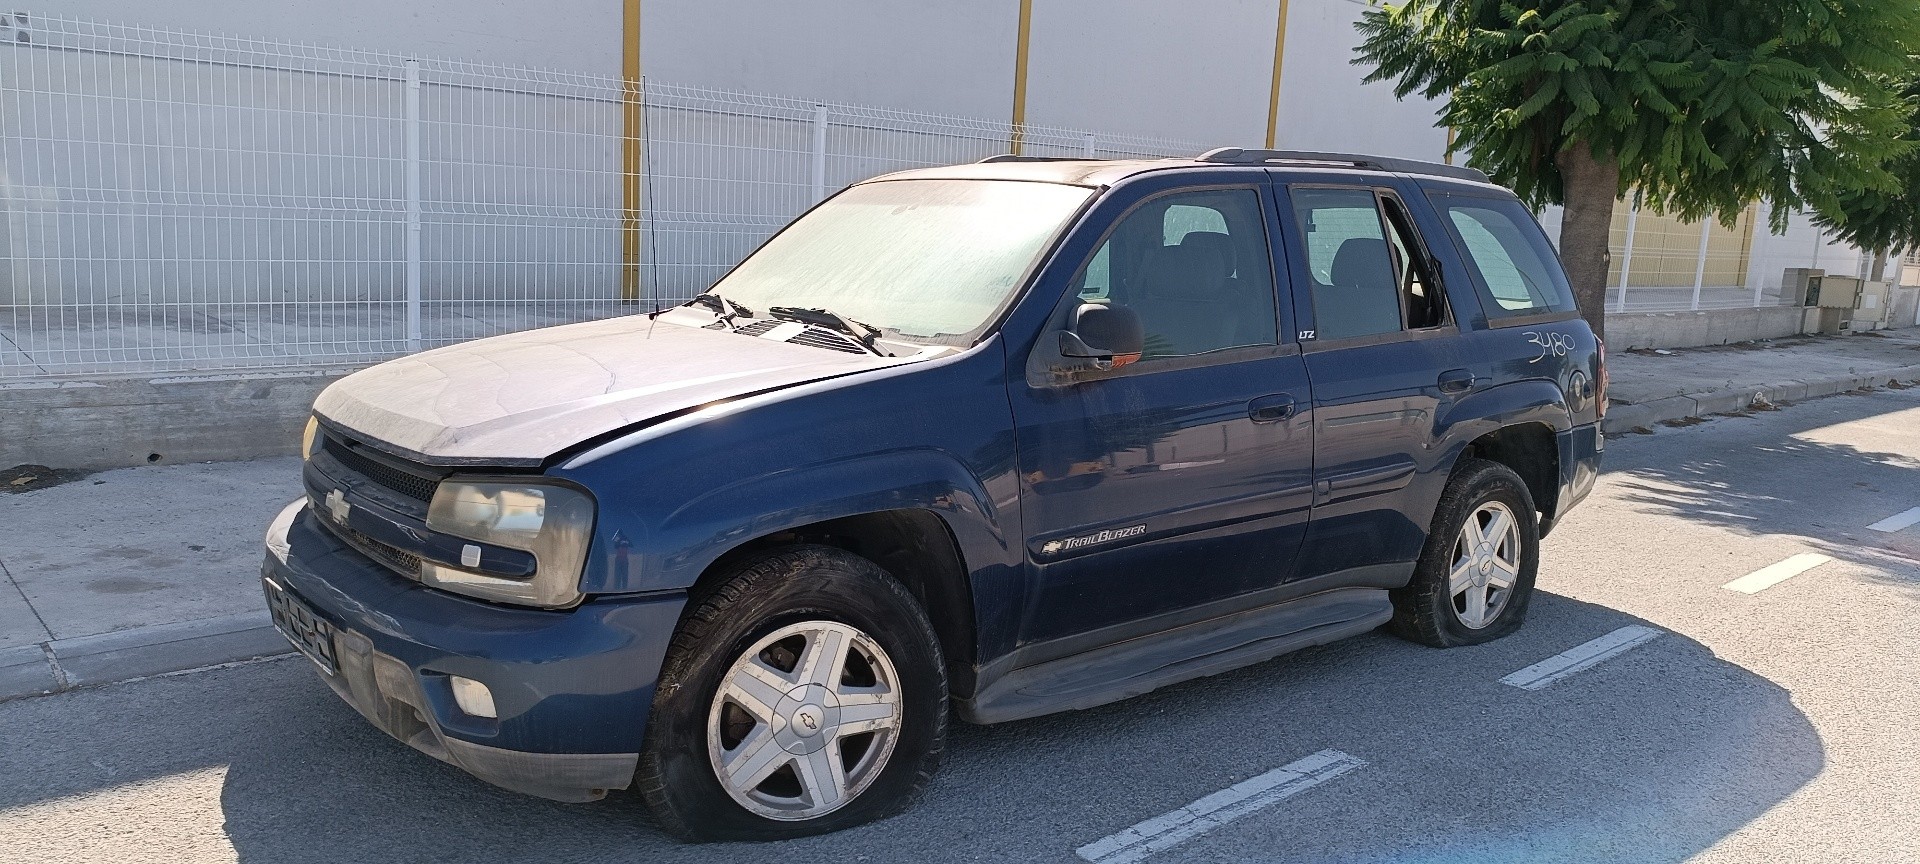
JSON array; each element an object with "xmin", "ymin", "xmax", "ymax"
[
  {"xmin": 48, "ymin": 0, "xmax": 622, "ymax": 73},
  {"xmin": 1023, "ymin": 0, "xmax": 1273, "ymax": 147},
  {"xmin": 641, "ymin": 0, "xmax": 1019, "ymax": 121},
  {"xmin": 1272, "ymin": 0, "xmax": 1448, "ymax": 161}
]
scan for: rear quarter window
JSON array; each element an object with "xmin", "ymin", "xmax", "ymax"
[{"xmin": 1427, "ymin": 190, "xmax": 1576, "ymax": 320}]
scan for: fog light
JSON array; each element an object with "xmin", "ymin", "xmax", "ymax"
[{"xmin": 449, "ymin": 675, "xmax": 496, "ymax": 719}]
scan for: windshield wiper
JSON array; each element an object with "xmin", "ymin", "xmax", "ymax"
[
  {"xmin": 766, "ymin": 306, "xmax": 889, "ymax": 356},
  {"xmin": 689, "ymin": 291, "xmax": 754, "ymax": 323}
]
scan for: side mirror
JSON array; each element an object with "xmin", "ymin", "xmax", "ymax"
[{"xmin": 1059, "ymin": 303, "xmax": 1144, "ymax": 371}]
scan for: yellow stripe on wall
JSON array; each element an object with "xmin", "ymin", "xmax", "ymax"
[
  {"xmin": 1264, "ymin": 0, "xmax": 1290, "ymax": 149},
  {"xmin": 1010, "ymin": 0, "xmax": 1034, "ymax": 154},
  {"xmin": 619, "ymin": 0, "xmax": 643, "ymax": 302}
]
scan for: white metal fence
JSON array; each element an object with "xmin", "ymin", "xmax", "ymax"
[{"xmin": 0, "ymin": 13, "xmax": 1198, "ymax": 378}]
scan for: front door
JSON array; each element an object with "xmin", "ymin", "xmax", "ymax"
[{"xmin": 1009, "ymin": 178, "xmax": 1315, "ymax": 651}]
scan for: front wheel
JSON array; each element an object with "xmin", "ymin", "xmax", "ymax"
[
  {"xmin": 636, "ymin": 546, "xmax": 946, "ymax": 841},
  {"xmin": 1389, "ymin": 458, "xmax": 1540, "ymax": 647}
]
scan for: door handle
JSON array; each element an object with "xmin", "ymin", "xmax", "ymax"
[
  {"xmin": 1249, "ymin": 394, "xmax": 1297, "ymax": 423},
  {"xmin": 1438, "ymin": 369, "xmax": 1476, "ymax": 394}
]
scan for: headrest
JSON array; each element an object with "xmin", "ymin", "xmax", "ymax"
[
  {"xmin": 1177, "ymin": 231, "xmax": 1235, "ymax": 275},
  {"xmin": 1331, "ymin": 237, "xmax": 1395, "ymax": 290},
  {"xmin": 1137, "ymin": 232, "xmax": 1236, "ymax": 301}
]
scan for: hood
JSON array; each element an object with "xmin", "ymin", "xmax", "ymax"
[{"xmin": 314, "ymin": 315, "xmax": 908, "ymax": 466}]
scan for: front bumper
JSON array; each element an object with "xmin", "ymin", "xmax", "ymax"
[{"xmin": 261, "ymin": 499, "xmax": 686, "ymax": 802}]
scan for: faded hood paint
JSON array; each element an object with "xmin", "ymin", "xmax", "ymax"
[{"xmin": 313, "ymin": 315, "xmax": 907, "ymax": 466}]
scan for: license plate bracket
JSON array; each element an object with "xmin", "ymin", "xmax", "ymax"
[{"xmin": 264, "ymin": 576, "xmax": 338, "ymax": 675}]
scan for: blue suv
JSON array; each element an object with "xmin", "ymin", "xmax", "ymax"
[{"xmin": 261, "ymin": 149, "xmax": 1604, "ymax": 840}]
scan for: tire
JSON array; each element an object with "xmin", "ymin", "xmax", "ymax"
[
  {"xmin": 1389, "ymin": 458, "xmax": 1540, "ymax": 647},
  {"xmin": 636, "ymin": 545, "xmax": 947, "ymax": 842}
]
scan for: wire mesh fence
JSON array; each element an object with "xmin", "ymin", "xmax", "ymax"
[{"xmin": 0, "ymin": 13, "xmax": 1198, "ymax": 378}]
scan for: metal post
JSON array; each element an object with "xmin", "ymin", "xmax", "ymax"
[
  {"xmin": 1689, "ymin": 217, "xmax": 1711, "ymax": 310},
  {"xmin": 619, "ymin": 0, "xmax": 644, "ymax": 303},
  {"xmin": 403, "ymin": 59, "xmax": 422, "ymax": 352},
  {"xmin": 1615, "ymin": 199, "xmax": 1639, "ymax": 313},
  {"xmin": 811, "ymin": 104, "xmax": 829, "ymax": 202},
  {"xmin": 1082, "ymin": 132, "xmax": 1096, "ymax": 158}
]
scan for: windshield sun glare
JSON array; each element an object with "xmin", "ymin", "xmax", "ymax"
[{"xmin": 711, "ymin": 179, "xmax": 1094, "ymax": 342}]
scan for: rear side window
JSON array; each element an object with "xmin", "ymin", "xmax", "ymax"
[
  {"xmin": 1288, "ymin": 187, "xmax": 1440, "ymax": 341},
  {"xmin": 1428, "ymin": 191, "xmax": 1576, "ymax": 318}
]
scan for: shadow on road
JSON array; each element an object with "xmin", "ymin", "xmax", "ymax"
[
  {"xmin": 0, "ymin": 590, "xmax": 1820, "ymax": 863},
  {"xmin": 1605, "ymin": 388, "xmax": 1920, "ymax": 596}
]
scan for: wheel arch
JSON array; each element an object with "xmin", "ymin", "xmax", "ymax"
[
  {"xmin": 692, "ymin": 509, "xmax": 981, "ymax": 698},
  {"xmin": 1435, "ymin": 380, "xmax": 1570, "ymax": 531}
]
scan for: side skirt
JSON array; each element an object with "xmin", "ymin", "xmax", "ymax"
[{"xmin": 956, "ymin": 587, "xmax": 1392, "ymax": 724}]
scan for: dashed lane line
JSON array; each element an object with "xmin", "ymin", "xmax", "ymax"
[
  {"xmin": 1074, "ymin": 749, "xmax": 1365, "ymax": 864},
  {"xmin": 1499, "ymin": 625, "xmax": 1662, "ymax": 691},
  {"xmin": 1723, "ymin": 553, "xmax": 1833, "ymax": 594},
  {"xmin": 1866, "ymin": 506, "xmax": 1920, "ymax": 534}
]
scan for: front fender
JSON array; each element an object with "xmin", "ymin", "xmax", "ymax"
[{"xmin": 651, "ymin": 448, "xmax": 1009, "ymax": 591}]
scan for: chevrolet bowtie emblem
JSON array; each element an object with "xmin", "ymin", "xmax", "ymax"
[{"xmin": 324, "ymin": 488, "xmax": 351, "ymax": 524}]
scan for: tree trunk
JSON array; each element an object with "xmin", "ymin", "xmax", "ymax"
[
  {"xmin": 1870, "ymin": 250, "xmax": 1889, "ymax": 283},
  {"xmin": 1555, "ymin": 142, "xmax": 1621, "ymax": 343}
]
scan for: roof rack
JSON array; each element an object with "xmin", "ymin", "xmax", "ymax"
[
  {"xmin": 976, "ymin": 154, "xmax": 1101, "ymax": 164},
  {"xmin": 1194, "ymin": 148, "xmax": 1490, "ymax": 183}
]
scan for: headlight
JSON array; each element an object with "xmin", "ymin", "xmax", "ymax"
[
  {"xmin": 423, "ymin": 481, "xmax": 595, "ymax": 608},
  {"xmin": 300, "ymin": 417, "xmax": 323, "ymax": 461}
]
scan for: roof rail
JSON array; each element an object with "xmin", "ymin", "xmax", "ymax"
[
  {"xmin": 1195, "ymin": 147, "xmax": 1490, "ymax": 183},
  {"xmin": 976, "ymin": 154, "xmax": 1101, "ymax": 164}
]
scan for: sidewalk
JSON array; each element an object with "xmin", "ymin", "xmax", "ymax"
[
  {"xmin": 1603, "ymin": 326, "xmax": 1920, "ymax": 432},
  {"xmin": 4, "ymin": 327, "xmax": 1920, "ymax": 701}
]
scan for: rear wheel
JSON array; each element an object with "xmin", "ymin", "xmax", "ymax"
[
  {"xmin": 637, "ymin": 546, "xmax": 946, "ymax": 841},
  {"xmin": 1389, "ymin": 458, "xmax": 1540, "ymax": 647}
]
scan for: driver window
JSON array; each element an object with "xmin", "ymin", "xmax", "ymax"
[{"xmin": 1073, "ymin": 189, "xmax": 1278, "ymax": 360}]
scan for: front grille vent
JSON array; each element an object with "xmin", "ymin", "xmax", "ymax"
[
  {"xmin": 326, "ymin": 517, "xmax": 423, "ymax": 579},
  {"xmin": 321, "ymin": 433, "xmax": 441, "ymax": 503}
]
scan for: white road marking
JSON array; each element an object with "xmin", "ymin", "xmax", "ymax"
[
  {"xmin": 1499, "ymin": 626, "xmax": 1662, "ymax": 691},
  {"xmin": 1866, "ymin": 506, "xmax": 1920, "ymax": 533},
  {"xmin": 1722, "ymin": 553, "xmax": 1833, "ymax": 594},
  {"xmin": 1074, "ymin": 749, "xmax": 1364, "ymax": 864}
]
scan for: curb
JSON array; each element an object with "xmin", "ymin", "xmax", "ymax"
[
  {"xmin": 0, "ymin": 611, "xmax": 291, "ymax": 702},
  {"xmin": 1600, "ymin": 362, "xmax": 1920, "ymax": 434}
]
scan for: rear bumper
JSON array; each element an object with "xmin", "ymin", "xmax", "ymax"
[
  {"xmin": 1550, "ymin": 421, "xmax": 1603, "ymax": 528},
  {"xmin": 261, "ymin": 499, "xmax": 685, "ymax": 802}
]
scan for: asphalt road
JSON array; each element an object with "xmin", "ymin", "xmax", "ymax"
[{"xmin": 4, "ymin": 387, "xmax": 1918, "ymax": 864}]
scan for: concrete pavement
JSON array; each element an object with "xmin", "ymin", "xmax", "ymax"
[
  {"xmin": 2, "ymin": 326, "xmax": 1919, "ymax": 702},
  {"xmin": 1602, "ymin": 326, "xmax": 1920, "ymax": 432},
  {"xmin": 3, "ymin": 385, "xmax": 1918, "ymax": 862}
]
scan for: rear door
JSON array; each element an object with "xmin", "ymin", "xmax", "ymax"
[
  {"xmin": 1275, "ymin": 174, "xmax": 1468, "ymax": 584},
  {"xmin": 1009, "ymin": 170, "xmax": 1315, "ymax": 649}
]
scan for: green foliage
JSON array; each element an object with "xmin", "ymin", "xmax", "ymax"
[
  {"xmin": 1355, "ymin": 0, "xmax": 1920, "ymax": 229},
  {"xmin": 1814, "ymin": 73, "xmax": 1920, "ymax": 252}
]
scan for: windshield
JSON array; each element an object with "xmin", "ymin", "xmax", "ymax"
[{"xmin": 710, "ymin": 179, "xmax": 1095, "ymax": 343}]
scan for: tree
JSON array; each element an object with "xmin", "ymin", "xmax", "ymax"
[
  {"xmin": 1815, "ymin": 73, "xmax": 1920, "ymax": 275},
  {"xmin": 1355, "ymin": 1, "xmax": 1920, "ymax": 341}
]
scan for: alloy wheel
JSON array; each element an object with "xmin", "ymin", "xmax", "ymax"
[
  {"xmin": 1449, "ymin": 501, "xmax": 1521, "ymax": 629},
  {"xmin": 705, "ymin": 620, "xmax": 903, "ymax": 821}
]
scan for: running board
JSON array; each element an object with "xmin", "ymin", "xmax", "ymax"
[{"xmin": 958, "ymin": 588, "xmax": 1392, "ymax": 724}]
